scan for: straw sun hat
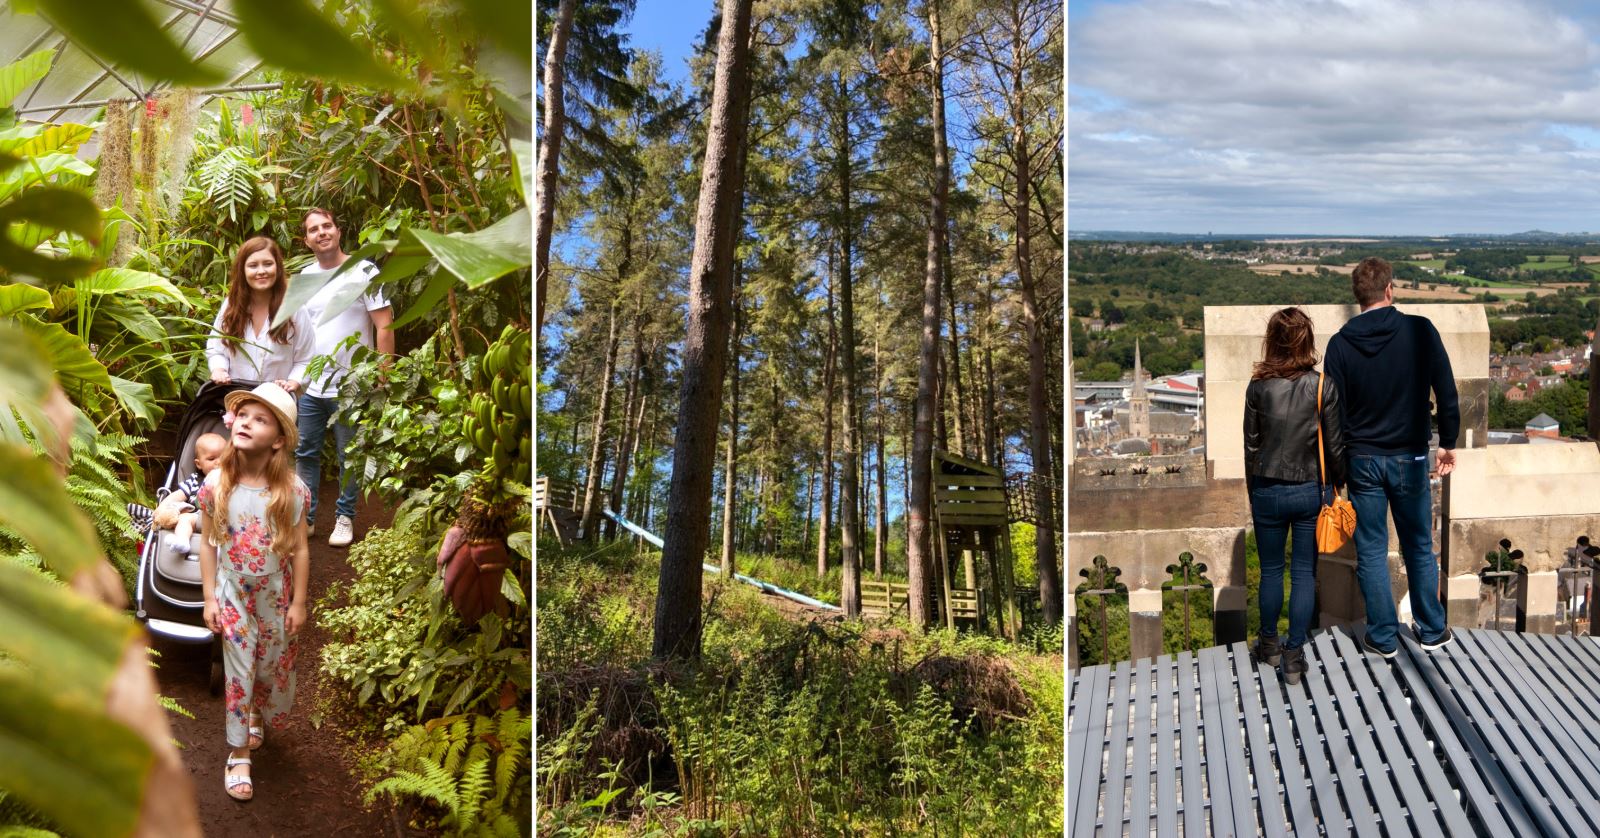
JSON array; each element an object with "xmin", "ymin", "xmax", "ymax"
[{"xmin": 223, "ymin": 382, "xmax": 300, "ymax": 450}]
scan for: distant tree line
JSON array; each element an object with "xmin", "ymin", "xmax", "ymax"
[{"xmin": 1489, "ymin": 379, "xmax": 1590, "ymax": 436}]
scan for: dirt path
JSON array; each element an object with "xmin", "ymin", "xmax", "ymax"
[{"xmin": 150, "ymin": 484, "xmax": 406, "ymax": 837}]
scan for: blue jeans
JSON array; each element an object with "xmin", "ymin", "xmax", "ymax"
[
  {"xmin": 295, "ymin": 393, "xmax": 358, "ymax": 524},
  {"xmin": 1250, "ymin": 479, "xmax": 1322, "ymax": 650},
  {"xmin": 1349, "ymin": 453, "xmax": 1448, "ymax": 650}
]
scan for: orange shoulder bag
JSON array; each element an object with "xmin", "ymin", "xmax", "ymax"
[{"xmin": 1315, "ymin": 372, "xmax": 1357, "ymax": 553}]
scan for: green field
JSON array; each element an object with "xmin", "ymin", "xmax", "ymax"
[
  {"xmin": 1401, "ymin": 258, "xmax": 1447, "ymax": 270},
  {"xmin": 1519, "ymin": 256, "xmax": 1578, "ymax": 271}
]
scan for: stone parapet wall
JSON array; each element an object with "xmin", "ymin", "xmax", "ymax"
[
  {"xmin": 1071, "ymin": 453, "xmax": 1206, "ymax": 491},
  {"xmin": 1203, "ymin": 304, "xmax": 1490, "ymax": 480},
  {"xmin": 1069, "ymin": 526, "xmax": 1247, "ymax": 661}
]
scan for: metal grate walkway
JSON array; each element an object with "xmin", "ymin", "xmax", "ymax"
[{"xmin": 1069, "ymin": 626, "xmax": 1600, "ymax": 836}]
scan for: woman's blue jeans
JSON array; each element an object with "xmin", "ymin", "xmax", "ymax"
[{"xmin": 1249, "ymin": 479, "xmax": 1322, "ymax": 650}]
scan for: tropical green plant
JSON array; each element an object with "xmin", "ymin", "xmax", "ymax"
[
  {"xmin": 335, "ymin": 333, "xmax": 476, "ymax": 504},
  {"xmin": 193, "ymin": 145, "xmax": 279, "ymax": 226},
  {"xmin": 366, "ymin": 709, "xmax": 531, "ymax": 837},
  {"xmin": 319, "ymin": 525, "xmax": 531, "ymax": 728}
]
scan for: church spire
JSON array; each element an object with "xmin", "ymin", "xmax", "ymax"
[
  {"xmin": 1132, "ymin": 338, "xmax": 1146, "ymax": 399},
  {"xmin": 1129, "ymin": 338, "xmax": 1150, "ymax": 441}
]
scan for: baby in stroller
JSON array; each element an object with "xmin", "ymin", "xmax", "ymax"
[{"xmin": 129, "ymin": 432, "xmax": 227, "ymax": 549}]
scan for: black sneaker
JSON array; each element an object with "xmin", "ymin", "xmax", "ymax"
[
  {"xmin": 1253, "ymin": 635, "xmax": 1282, "ymax": 666},
  {"xmin": 1417, "ymin": 626, "xmax": 1454, "ymax": 651},
  {"xmin": 1362, "ymin": 635, "xmax": 1398, "ymax": 659}
]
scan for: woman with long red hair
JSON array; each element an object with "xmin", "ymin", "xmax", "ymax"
[
  {"xmin": 1243, "ymin": 307, "xmax": 1345, "ymax": 685},
  {"xmin": 205, "ymin": 237, "xmax": 314, "ymax": 393}
]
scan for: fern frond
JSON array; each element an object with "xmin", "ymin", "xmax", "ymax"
[{"xmin": 454, "ymin": 757, "xmax": 490, "ymax": 830}]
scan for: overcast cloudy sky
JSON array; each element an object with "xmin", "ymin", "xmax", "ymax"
[{"xmin": 1069, "ymin": 0, "xmax": 1600, "ymax": 235}]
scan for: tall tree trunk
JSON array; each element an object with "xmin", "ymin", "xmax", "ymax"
[
  {"xmin": 605, "ymin": 318, "xmax": 647, "ymax": 540},
  {"xmin": 652, "ymin": 0, "xmax": 755, "ymax": 661},
  {"xmin": 618, "ymin": 347, "xmax": 652, "ymax": 523},
  {"xmin": 943, "ymin": 245, "xmax": 966, "ymax": 455},
  {"xmin": 720, "ymin": 281, "xmax": 743, "ymax": 575},
  {"xmin": 1010, "ymin": 6, "xmax": 1062, "ymax": 626},
  {"xmin": 964, "ymin": 301, "xmax": 984, "ymax": 460},
  {"xmin": 535, "ymin": 0, "xmax": 578, "ymax": 343},
  {"xmin": 875, "ymin": 334, "xmax": 887, "ymax": 580},
  {"xmin": 580, "ymin": 306, "xmax": 621, "ymax": 540},
  {"xmin": 983, "ymin": 283, "xmax": 1002, "ymax": 467},
  {"xmin": 817, "ymin": 264, "xmax": 837, "ymax": 579},
  {"xmin": 907, "ymin": 0, "xmax": 950, "ymax": 631},
  {"xmin": 836, "ymin": 84, "xmax": 862, "ymax": 619},
  {"xmin": 768, "ymin": 371, "xmax": 783, "ymax": 554},
  {"xmin": 802, "ymin": 460, "xmax": 815, "ymax": 559}
]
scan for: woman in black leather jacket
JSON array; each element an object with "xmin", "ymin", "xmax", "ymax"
[{"xmin": 1243, "ymin": 307, "xmax": 1345, "ymax": 685}]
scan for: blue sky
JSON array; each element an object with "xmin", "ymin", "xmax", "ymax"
[
  {"xmin": 1070, "ymin": 0, "xmax": 1600, "ymax": 235},
  {"xmin": 624, "ymin": 1, "xmax": 713, "ymax": 86}
]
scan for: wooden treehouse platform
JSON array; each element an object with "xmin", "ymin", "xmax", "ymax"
[{"xmin": 1070, "ymin": 625, "xmax": 1600, "ymax": 837}]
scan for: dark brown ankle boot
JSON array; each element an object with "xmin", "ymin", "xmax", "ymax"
[
  {"xmin": 1280, "ymin": 646, "xmax": 1308, "ymax": 686},
  {"xmin": 1253, "ymin": 635, "xmax": 1281, "ymax": 666}
]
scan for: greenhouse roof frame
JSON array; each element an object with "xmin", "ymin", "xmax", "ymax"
[{"xmin": 1, "ymin": 0, "xmax": 276, "ymax": 126}]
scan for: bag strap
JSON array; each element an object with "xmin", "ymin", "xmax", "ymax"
[{"xmin": 1316, "ymin": 372, "xmax": 1327, "ymax": 488}]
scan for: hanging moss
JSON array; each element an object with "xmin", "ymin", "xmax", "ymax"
[
  {"xmin": 94, "ymin": 100, "xmax": 135, "ymax": 266},
  {"xmin": 137, "ymin": 100, "xmax": 162, "ymax": 247},
  {"xmin": 158, "ymin": 88, "xmax": 198, "ymax": 216}
]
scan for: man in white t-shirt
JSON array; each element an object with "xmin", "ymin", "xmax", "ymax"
[{"xmin": 294, "ymin": 208, "xmax": 394, "ymax": 547}]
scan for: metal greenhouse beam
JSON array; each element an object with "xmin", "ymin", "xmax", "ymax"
[{"xmin": 15, "ymin": 83, "xmax": 282, "ymax": 117}]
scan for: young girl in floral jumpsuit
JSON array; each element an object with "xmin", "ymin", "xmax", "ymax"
[{"xmin": 198, "ymin": 382, "xmax": 312, "ymax": 802}]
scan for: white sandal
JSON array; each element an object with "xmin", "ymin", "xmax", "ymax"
[
  {"xmin": 248, "ymin": 712, "xmax": 264, "ymax": 751},
  {"xmin": 224, "ymin": 754, "xmax": 253, "ymax": 801}
]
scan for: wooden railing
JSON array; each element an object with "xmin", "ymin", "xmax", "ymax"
[
  {"xmin": 535, "ymin": 476, "xmax": 577, "ymax": 512},
  {"xmin": 861, "ymin": 579, "xmax": 982, "ymax": 623}
]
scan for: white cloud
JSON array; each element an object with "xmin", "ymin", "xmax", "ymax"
[{"xmin": 1069, "ymin": 0, "xmax": 1600, "ymax": 232}]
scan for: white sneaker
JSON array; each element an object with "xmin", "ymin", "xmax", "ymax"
[{"xmin": 329, "ymin": 515, "xmax": 353, "ymax": 547}]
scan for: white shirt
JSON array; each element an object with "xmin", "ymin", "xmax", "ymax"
[
  {"xmin": 206, "ymin": 300, "xmax": 315, "ymax": 385},
  {"xmin": 297, "ymin": 260, "xmax": 390, "ymax": 399}
]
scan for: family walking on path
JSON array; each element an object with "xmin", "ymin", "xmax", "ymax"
[
  {"xmin": 185, "ymin": 209, "xmax": 394, "ymax": 801},
  {"xmin": 1244, "ymin": 257, "xmax": 1460, "ymax": 685}
]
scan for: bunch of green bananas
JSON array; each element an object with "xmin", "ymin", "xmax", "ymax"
[{"xmin": 460, "ymin": 325, "xmax": 532, "ymax": 484}]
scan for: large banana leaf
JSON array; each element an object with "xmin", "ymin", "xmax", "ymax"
[
  {"xmin": 11, "ymin": 313, "xmax": 112, "ymax": 392},
  {"xmin": 411, "ymin": 208, "xmax": 531, "ymax": 290},
  {"xmin": 0, "ymin": 444, "xmax": 105, "ymax": 582},
  {"xmin": 29, "ymin": 1, "xmax": 220, "ymax": 87},
  {"xmin": 511, "ymin": 137, "xmax": 533, "ymax": 207},
  {"xmin": 107, "ymin": 376, "xmax": 158, "ymax": 427},
  {"xmin": 0, "ymin": 49, "xmax": 51, "ymax": 110},
  {"xmin": 0, "ymin": 322, "xmax": 55, "ymax": 448},
  {"xmin": 0, "ymin": 454, "xmax": 158, "ymax": 838},
  {"xmin": 76, "ymin": 268, "xmax": 192, "ymax": 309},
  {"xmin": 0, "ymin": 661, "xmax": 150, "ymax": 838},
  {"xmin": 0, "ymin": 153, "xmax": 95, "ymax": 202},
  {"xmin": 0, "ymin": 281, "xmax": 50, "ymax": 316},
  {"xmin": 231, "ymin": 0, "xmax": 408, "ymax": 90},
  {"xmin": 0, "ymin": 123, "xmax": 96, "ymax": 158},
  {"xmin": 0, "ymin": 186, "xmax": 100, "ymax": 283}
]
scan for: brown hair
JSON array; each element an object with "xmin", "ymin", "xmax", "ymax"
[
  {"xmin": 221, "ymin": 237, "xmax": 295, "ymax": 347},
  {"xmin": 1252, "ymin": 307, "xmax": 1319, "ymax": 380},
  {"xmin": 302, "ymin": 207, "xmax": 335, "ymax": 234},
  {"xmin": 205, "ymin": 410, "xmax": 300, "ymax": 549},
  {"xmin": 1351, "ymin": 257, "xmax": 1393, "ymax": 307}
]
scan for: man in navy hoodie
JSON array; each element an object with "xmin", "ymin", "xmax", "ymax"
[{"xmin": 1324, "ymin": 257, "xmax": 1458, "ymax": 657}]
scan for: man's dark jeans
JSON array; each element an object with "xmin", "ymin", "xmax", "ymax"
[
  {"xmin": 1250, "ymin": 479, "xmax": 1321, "ymax": 650},
  {"xmin": 1349, "ymin": 453, "xmax": 1448, "ymax": 651}
]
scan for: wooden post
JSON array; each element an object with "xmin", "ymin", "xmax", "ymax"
[
  {"xmin": 938, "ymin": 524, "xmax": 955, "ymax": 631},
  {"xmin": 998, "ymin": 524, "xmax": 1020, "ymax": 639}
]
